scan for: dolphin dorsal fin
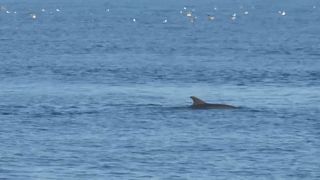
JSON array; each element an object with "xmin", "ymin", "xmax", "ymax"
[{"xmin": 190, "ymin": 96, "xmax": 207, "ymax": 106}]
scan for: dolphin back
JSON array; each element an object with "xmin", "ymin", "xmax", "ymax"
[
  {"xmin": 191, "ymin": 103, "xmax": 237, "ymax": 109},
  {"xmin": 190, "ymin": 96, "xmax": 237, "ymax": 109}
]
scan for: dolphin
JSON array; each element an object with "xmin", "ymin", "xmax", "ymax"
[{"xmin": 190, "ymin": 96, "xmax": 237, "ymax": 109}]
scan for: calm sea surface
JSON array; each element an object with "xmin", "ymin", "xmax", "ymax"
[{"xmin": 0, "ymin": 0, "xmax": 320, "ymax": 179}]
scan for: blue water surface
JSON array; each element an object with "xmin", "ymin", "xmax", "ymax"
[{"xmin": 1, "ymin": 0, "xmax": 320, "ymax": 179}]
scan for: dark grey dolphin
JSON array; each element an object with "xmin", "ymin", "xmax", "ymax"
[{"xmin": 190, "ymin": 96, "xmax": 237, "ymax": 109}]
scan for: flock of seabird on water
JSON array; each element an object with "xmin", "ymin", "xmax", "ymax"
[{"xmin": 0, "ymin": 4, "xmax": 318, "ymax": 23}]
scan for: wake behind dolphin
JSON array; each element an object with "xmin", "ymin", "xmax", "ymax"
[{"xmin": 190, "ymin": 96, "xmax": 237, "ymax": 109}]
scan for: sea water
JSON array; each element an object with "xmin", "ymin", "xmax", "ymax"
[{"xmin": 0, "ymin": 0, "xmax": 319, "ymax": 179}]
